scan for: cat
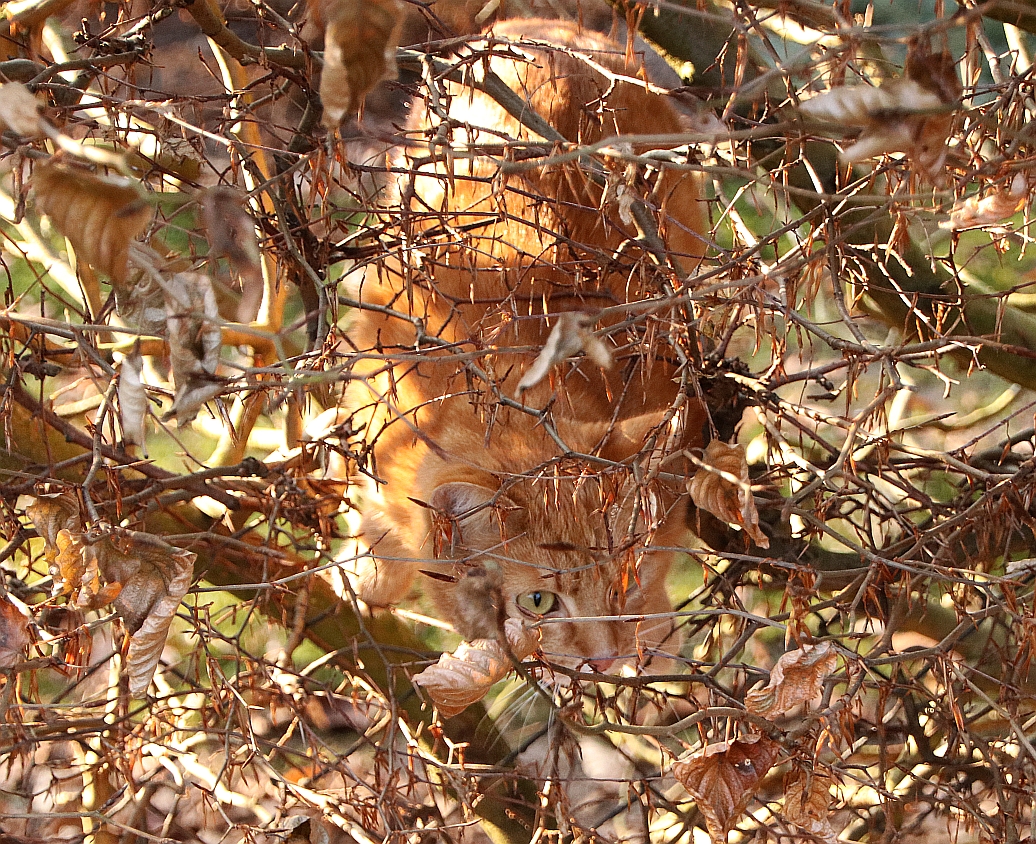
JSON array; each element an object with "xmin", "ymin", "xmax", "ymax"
[{"xmin": 342, "ymin": 18, "xmax": 708, "ymax": 673}]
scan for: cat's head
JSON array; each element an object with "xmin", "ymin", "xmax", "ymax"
[{"xmin": 421, "ymin": 473, "xmax": 685, "ymax": 675}]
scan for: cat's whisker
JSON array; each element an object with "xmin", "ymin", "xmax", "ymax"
[
  {"xmin": 482, "ymin": 678, "xmax": 552, "ymax": 756},
  {"xmin": 495, "ymin": 682, "xmax": 545, "ymax": 732}
]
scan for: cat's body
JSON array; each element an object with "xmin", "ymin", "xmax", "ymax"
[{"xmin": 344, "ymin": 19, "xmax": 706, "ymax": 671}]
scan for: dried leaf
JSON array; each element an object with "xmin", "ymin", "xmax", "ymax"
[
  {"xmin": 944, "ymin": 172, "xmax": 1028, "ymax": 230},
  {"xmin": 413, "ymin": 618, "xmax": 539, "ymax": 717},
  {"xmin": 119, "ymin": 348, "xmax": 147, "ymax": 450},
  {"xmin": 689, "ymin": 440, "xmax": 769, "ymax": 548},
  {"xmin": 314, "ymin": 0, "xmax": 403, "ymax": 127},
  {"xmin": 518, "ymin": 311, "xmax": 613, "ymax": 394},
  {"xmin": 0, "ymin": 82, "xmax": 43, "ymax": 136},
  {"xmin": 52, "ymin": 528, "xmax": 85, "ymax": 590},
  {"xmin": 114, "ymin": 267, "xmax": 167, "ymax": 335},
  {"xmin": 53, "ymin": 529, "xmax": 102, "ymax": 606},
  {"xmin": 201, "ymin": 187, "xmax": 264, "ymax": 322},
  {"xmin": 32, "ymin": 163, "xmax": 153, "ymax": 283},
  {"xmin": 799, "ymin": 79, "xmax": 943, "ymax": 127},
  {"xmin": 87, "ymin": 531, "xmax": 195, "ymax": 695},
  {"xmin": 672, "ymin": 735, "xmax": 780, "ymax": 841},
  {"xmin": 745, "ymin": 641, "xmax": 838, "ymax": 719},
  {"xmin": 783, "ymin": 771, "xmax": 838, "ymax": 844},
  {"xmin": 162, "ymin": 272, "xmax": 225, "ymax": 424},
  {"xmin": 123, "ymin": 557, "xmax": 194, "ymax": 696},
  {"xmin": 0, "ymin": 594, "xmax": 31, "ymax": 668},
  {"xmin": 799, "ymin": 44, "xmax": 960, "ymax": 179},
  {"xmin": 25, "ymin": 490, "xmax": 81, "ymax": 557},
  {"xmin": 87, "ymin": 533, "xmax": 185, "ymax": 630},
  {"xmin": 601, "ymin": 147, "xmax": 637, "ymax": 224},
  {"xmin": 46, "ymin": 525, "xmax": 194, "ymax": 694},
  {"xmin": 903, "ymin": 39, "xmax": 962, "ymax": 106}
]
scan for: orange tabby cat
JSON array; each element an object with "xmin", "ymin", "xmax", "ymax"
[{"xmin": 344, "ymin": 19, "xmax": 706, "ymax": 671}]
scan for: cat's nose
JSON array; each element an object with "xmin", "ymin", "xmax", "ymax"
[{"xmin": 587, "ymin": 655, "xmax": 617, "ymax": 672}]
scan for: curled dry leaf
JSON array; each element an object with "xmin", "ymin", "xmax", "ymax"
[
  {"xmin": 201, "ymin": 187, "xmax": 264, "ymax": 323},
  {"xmin": 313, "ymin": 0, "xmax": 403, "ymax": 127},
  {"xmin": 162, "ymin": 272, "xmax": 224, "ymax": 424},
  {"xmin": 0, "ymin": 82, "xmax": 43, "ymax": 136},
  {"xmin": 54, "ymin": 529, "xmax": 120, "ymax": 609},
  {"xmin": 944, "ymin": 172, "xmax": 1028, "ymax": 230},
  {"xmin": 517, "ymin": 311, "xmax": 613, "ymax": 394},
  {"xmin": 118, "ymin": 348, "xmax": 147, "ymax": 450},
  {"xmin": 0, "ymin": 594, "xmax": 31, "ymax": 669},
  {"xmin": 745, "ymin": 640, "xmax": 838, "ymax": 719},
  {"xmin": 672, "ymin": 735, "xmax": 780, "ymax": 842},
  {"xmin": 25, "ymin": 490, "xmax": 81, "ymax": 557},
  {"xmin": 601, "ymin": 145, "xmax": 637, "ymax": 225},
  {"xmin": 799, "ymin": 79, "xmax": 943, "ymax": 126},
  {"xmin": 71, "ymin": 529, "xmax": 195, "ymax": 695},
  {"xmin": 114, "ymin": 264, "xmax": 167, "ymax": 335},
  {"xmin": 689, "ymin": 440, "xmax": 769, "ymax": 548},
  {"xmin": 122, "ymin": 551, "xmax": 194, "ymax": 696},
  {"xmin": 89, "ymin": 532, "xmax": 193, "ymax": 633},
  {"xmin": 413, "ymin": 618, "xmax": 540, "ymax": 717},
  {"xmin": 32, "ymin": 163, "xmax": 153, "ymax": 284},
  {"xmin": 799, "ymin": 43, "xmax": 960, "ymax": 178},
  {"xmin": 51, "ymin": 529, "xmax": 86, "ymax": 591},
  {"xmin": 783, "ymin": 771, "xmax": 838, "ymax": 844}
]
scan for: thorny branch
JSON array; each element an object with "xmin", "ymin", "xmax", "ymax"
[{"xmin": 1, "ymin": 0, "xmax": 1036, "ymax": 842}]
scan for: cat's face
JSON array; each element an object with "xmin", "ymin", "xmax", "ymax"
[{"xmin": 422, "ymin": 476, "xmax": 683, "ymax": 674}]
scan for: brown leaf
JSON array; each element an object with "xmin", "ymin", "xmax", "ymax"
[
  {"xmin": 783, "ymin": 771, "xmax": 838, "ymax": 844},
  {"xmin": 45, "ymin": 525, "xmax": 194, "ymax": 694},
  {"xmin": 672, "ymin": 735, "xmax": 780, "ymax": 841},
  {"xmin": 201, "ymin": 187, "xmax": 264, "ymax": 323},
  {"xmin": 413, "ymin": 618, "xmax": 539, "ymax": 717},
  {"xmin": 52, "ymin": 529, "xmax": 87, "ymax": 593},
  {"xmin": 688, "ymin": 440, "xmax": 768, "ymax": 548},
  {"xmin": 314, "ymin": 0, "xmax": 403, "ymax": 127},
  {"xmin": 0, "ymin": 594, "xmax": 31, "ymax": 669},
  {"xmin": 25, "ymin": 490, "xmax": 81, "ymax": 558},
  {"xmin": 517, "ymin": 311, "xmax": 614, "ymax": 394},
  {"xmin": 53, "ymin": 528, "xmax": 112, "ymax": 609},
  {"xmin": 799, "ymin": 79, "xmax": 943, "ymax": 129},
  {"xmin": 799, "ymin": 43, "xmax": 960, "ymax": 180},
  {"xmin": 123, "ymin": 556, "xmax": 194, "ymax": 696},
  {"xmin": 745, "ymin": 641, "xmax": 838, "ymax": 719},
  {"xmin": 32, "ymin": 163, "xmax": 153, "ymax": 284},
  {"xmin": 161, "ymin": 272, "xmax": 225, "ymax": 424},
  {"xmin": 86, "ymin": 533, "xmax": 187, "ymax": 631},
  {"xmin": 944, "ymin": 172, "xmax": 1028, "ymax": 230},
  {"xmin": 0, "ymin": 82, "xmax": 43, "ymax": 136},
  {"xmin": 903, "ymin": 39, "xmax": 962, "ymax": 106},
  {"xmin": 86, "ymin": 531, "xmax": 195, "ymax": 695}
]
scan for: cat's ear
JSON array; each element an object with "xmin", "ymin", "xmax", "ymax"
[
  {"xmin": 598, "ymin": 414, "xmax": 662, "ymax": 462},
  {"xmin": 429, "ymin": 482, "xmax": 525, "ymax": 554},
  {"xmin": 598, "ymin": 406, "xmax": 708, "ymax": 465}
]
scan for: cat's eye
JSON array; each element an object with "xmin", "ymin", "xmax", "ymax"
[{"xmin": 517, "ymin": 590, "xmax": 558, "ymax": 616}]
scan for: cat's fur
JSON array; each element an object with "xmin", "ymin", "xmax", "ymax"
[{"xmin": 344, "ymin": 19, "xmax": 706, "ymax": 671}]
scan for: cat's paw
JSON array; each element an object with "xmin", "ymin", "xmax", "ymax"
[
  {"xmin": 338, "ymin": 511, "xmax": 417, "ymax": 606},
  {"xmin": 343, "ymin": 553, "xmax": 414, "ymax": 606}
]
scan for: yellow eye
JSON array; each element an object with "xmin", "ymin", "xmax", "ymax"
[{"xmin": 517, "ymin": 590, "xmax": 558, "ymax": 615}]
